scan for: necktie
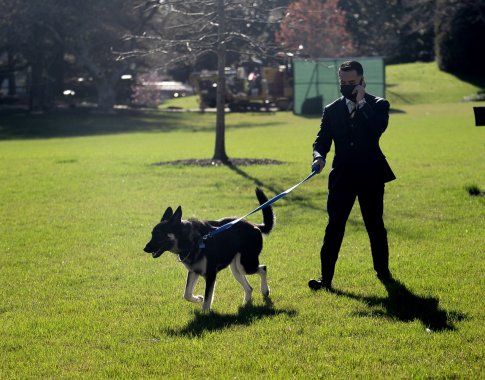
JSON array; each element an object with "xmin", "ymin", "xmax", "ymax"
[{"xmin": 349, "ymin": 103, "xmax": 356, "ymax": 119}]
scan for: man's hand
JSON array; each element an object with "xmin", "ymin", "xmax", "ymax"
[
  {"xmin": 353, "ymin": 84, "xmax": 366, "ymax": 103},
  {"xmin": 312, "ymin": 158, "xmax": 325, "ymax": 174},
  {"xmin": 353, "ymin": 79, "xmax": 366, "ymax": 103}
]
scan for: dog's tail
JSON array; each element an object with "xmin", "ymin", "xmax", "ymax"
[{"xmin": 255, "ymin": 187, "xmax": 274, "ymax": 235}]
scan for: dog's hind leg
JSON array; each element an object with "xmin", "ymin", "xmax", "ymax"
[
  {"xmin": 257, "ymin": 265, "xmax": 270, "ymax": 297},
  {"xmin": 184, "ymin": 271, "xmax": 204, "ymax": 303},
  {"xmin": 230, "ymin": 255, "xmax": 253, "ymax": 304},
  {"xmin": 202, "ymin": 272, "xmax": 217, "ymax": 312}
]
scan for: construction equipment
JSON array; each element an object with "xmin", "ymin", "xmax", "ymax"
[{"xmin": 190, "ymin": 60, "xmax": 293, "ymax": 112}]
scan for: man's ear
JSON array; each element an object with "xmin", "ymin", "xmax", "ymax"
[
  {"xmin": 171, "ymin": 206, "xmax": 182, "ymax": 224},
  {"xmin": 161, "ymin": 207, "xmax": 173, "ymax": 222}
]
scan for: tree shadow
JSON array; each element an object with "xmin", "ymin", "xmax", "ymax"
[
  {"xmin": 225, "ymin": 161, "xmax": 322, "ymax": 212},
  {"xmin": 331, "ymin": 278, "xmax": 467, "ymax": 331},
  {"xmin": 229, "ymin": 120, "xmax": 283, "ymax": 129},
  {"xmin": 0, "ymin": 107, "xmax": 260, "ymax": 140},
  {"xmin": 454, "ymin": 72, "xmax": 485, "ymax": 89},
  {"xmin": 0, "ymin": 108, "xmax": 289, "ymax": 140},
  {"xmin": 163, "ymin": 298, "xmax": 297, "ymax": 337},
  {"xmin": 386, "ymin": 90, "xmax": 413, "ymax": 104},
  {"xmin": 0, "ymin": 108, "xmax": 192, "ymax": 140},
  {"xmin": 226, "ymin": 161, "xmax": 286, "ymax": 197}
]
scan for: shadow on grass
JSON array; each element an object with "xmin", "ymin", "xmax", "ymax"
[
  {"xmin": 332, "ymin": 278, "xmax": 467, "ymax": 332},
  {"xmin": 389, "ymin": 108, "xmax": 406, "ymax": 114},
  {"xmin": 386, "ymin": 90, "xmax": 413, "ymax": 105},
  {"xmin": 228, "ymin": 120, "xmax": 283, "ymax": 129},
  {"xmin": 0, "ymin": 108, "xmax": 194, "ymax": 140},
  {"xmin": 226, "ymin": 161, "xmax": 286, "ymax": 198},
  {"xmin": 164, "ymin": 298, "xmax": 297, "ymax": 337},
  {"xmin": 225, "ymin": 162, "xmax": 323, "ymax": 212},
  {"xmin": 0, "ymin": 108, "xmax": 287, "ymax": 140},
  {"xmin": 454, "ymin": 72, "xmax": 485, "ymax": 89}
]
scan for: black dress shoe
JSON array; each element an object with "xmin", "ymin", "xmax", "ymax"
[{"xmin": 308, "ymin": 278, "xmax": 332, "ymax": 291}]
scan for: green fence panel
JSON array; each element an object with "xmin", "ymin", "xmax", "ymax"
[{"xmin": 293, "ymin": 57, "xmax": 385, "ymax": 115}]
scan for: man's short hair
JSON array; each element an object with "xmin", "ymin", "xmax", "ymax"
[{"xmin": 339, "ymin": 60, "xmax": 364, "ymax": 76}]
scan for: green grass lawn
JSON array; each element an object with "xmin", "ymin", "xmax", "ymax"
[
  {"xmin": 386, "ymin": 62, "xmax": 483, "ymax": 105},
  {"xmin": 1, "ymin": 63, "xmax": 484, "ymax": 378},
  {"xmin": 161, "ymin": 61, "xmax": 484, "ymax": 111}
]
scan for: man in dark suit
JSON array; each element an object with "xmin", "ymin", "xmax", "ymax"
[{"xmin": 309, "ymin": 60, "xmax": 396, "ymax": 290}]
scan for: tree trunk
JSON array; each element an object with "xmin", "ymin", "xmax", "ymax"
[
  {"xmin": 96, "ymin": 78, "xmax": 117, "ymax": 113},
  {"xmin": 29, "ymin": 58, "xmax": 45, "ymax": 112},
  {"xmin": 7, "ymin": 50, "xmax": 16, "ymax": 96},
  {"xmin": 50, "ymin": 43, "xmax": 65, "ymax": 98},
  {"xmin": 75, "ymin": 40, "xmax": 121, "ymax": 113},
  {"xmin": 212, "ymin": 0, "xmax": 229, "ymax": 163}
]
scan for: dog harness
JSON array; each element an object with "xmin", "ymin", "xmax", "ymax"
[{"xmin": 199, "ymin": 169, "xmax": 319, "ymax": 248}]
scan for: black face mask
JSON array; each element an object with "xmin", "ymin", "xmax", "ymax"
[
  {"xmin": 340, "ymin": 79, "xmax": 363, "ymax": 101},
  {"xmin": 340, "ymin": 84, "xmax": 357, "ymax": 101}
]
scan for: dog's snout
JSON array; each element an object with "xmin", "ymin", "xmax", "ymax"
[{"xmin": 143, "ymin": 244, "xmax": 152, "ymax": 253}]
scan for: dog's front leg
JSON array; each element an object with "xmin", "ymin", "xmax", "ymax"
[
  {"xmin": 202, "ymin": 272, "xmax": 217, "ymax": 313},
  {"xmin": 184, "ymin": 271, "xmax": 204, "ymax": 303}
]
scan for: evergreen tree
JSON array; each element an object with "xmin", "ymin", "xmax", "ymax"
[
  {"xmin": 338, "ymin": 0, "xmax": 435, "ymax": 63},
  {"xmin": 435, "ymin": 0, "xmax": 485, "ymax": 75}
]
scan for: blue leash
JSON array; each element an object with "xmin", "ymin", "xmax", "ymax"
[{"xmin": 199, "ymin": 169, "xmax": 319, "ymax": 248}]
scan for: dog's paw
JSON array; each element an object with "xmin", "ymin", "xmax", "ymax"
[
  {"xmin": 243, "ymin": 298, "xmax": 253, "ymax": 306},
  {"xmin": 185, "ymin": 294, "xmax": 204, "ymax": 303},
  {"xmin": 201, "ymin": 302, "xmax": 213, "ymax": 313}
]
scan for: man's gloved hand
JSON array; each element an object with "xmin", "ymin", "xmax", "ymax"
[{"xmin": 311, "ymin": 158, "xmax": 325, "ymax": 174}]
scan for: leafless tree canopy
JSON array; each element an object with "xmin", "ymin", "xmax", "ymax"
[{"xmin": 119, "ymin": 1, "xmax": 287, "ymax": 70}]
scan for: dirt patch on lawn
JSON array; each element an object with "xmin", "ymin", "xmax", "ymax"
[{"xmin": 152, "ymin": 158, "xmax": 284, "ymax": 167}]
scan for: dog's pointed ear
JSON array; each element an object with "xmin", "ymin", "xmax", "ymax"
[
  {"xmin": 171, "ymin": 206, "xmax": 182, "ymax": 224},
  {"xmin": 161, "ymin": 207, "xmax": 173, "ymax": 222}
]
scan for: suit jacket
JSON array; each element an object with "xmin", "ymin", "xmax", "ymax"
[{"xmin": 313, "ymin": 93, "xmax": 396, "ymax": 189}]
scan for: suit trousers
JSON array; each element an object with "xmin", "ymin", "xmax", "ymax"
[{"xmin": 320, "ymin": 182, "xmax": 389, "ymax": 284}]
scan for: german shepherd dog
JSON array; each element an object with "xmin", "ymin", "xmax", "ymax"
[{"xmin": 144, "ymin": 188, "xmax": 274, "ymax": 312}]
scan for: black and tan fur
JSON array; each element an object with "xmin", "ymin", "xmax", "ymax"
[{"xmin": 144, "ymin": 188, "xmax": 274, "ymax": 312}]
